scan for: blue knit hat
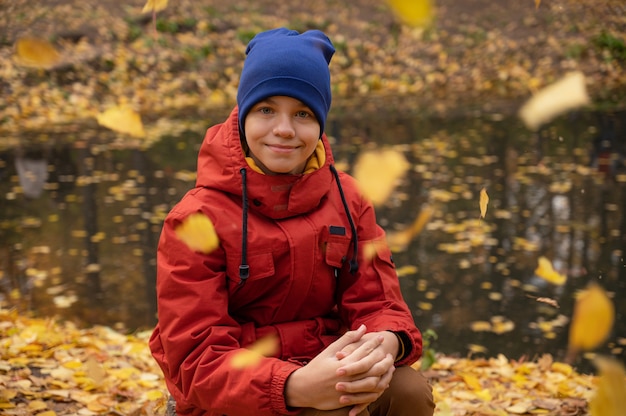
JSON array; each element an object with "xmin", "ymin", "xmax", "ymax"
[{"xmin": 237, "ymin": 28, "xmax": 335, "ymax": 136}]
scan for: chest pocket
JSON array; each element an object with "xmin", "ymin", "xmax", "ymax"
[{"xmin": 324, "ymin": 234, "xmax": 352, "ymax": 275}]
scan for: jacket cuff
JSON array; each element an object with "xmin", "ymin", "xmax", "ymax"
[
  {"xmin": 389, "ymin": 330, "xmax": 415, "ymax": 365},
  {"xmin": 270, "ymin": 361, "xmax": 303, "ymax": 415}
]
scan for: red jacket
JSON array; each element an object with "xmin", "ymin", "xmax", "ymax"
[{"xmin": 149, "ymin": 107, "xmax": 422, "ymax": 416}]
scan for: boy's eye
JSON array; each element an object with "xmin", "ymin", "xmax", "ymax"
[
  {"xmin": 259, "ymin": 106, "xmax": 273, "ymax": 114},
  {"xmin": 296, "ymin": 110, "xmax": 311, "ymax": 118}
]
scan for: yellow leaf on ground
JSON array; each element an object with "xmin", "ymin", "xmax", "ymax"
[
  {"xmin": 96, "ymin": 105, "xmax": 146, "ymax": 138},
  {"xmin": 14, "ymin": 36, "xmax": 61, "ymax": 69},
  {"xmin": 174, "ymin": 213, "xmax": 220, "ymax": 254},
  {"xmin": 589, "ymin": 356, "xmax": 626, "ymax": 416},
  {"xmin": 535, "ymin": 256, "xmax": 567, "ymax": 285},
  {"xmin": 461, "ymin": 373, "xmax": 482, "ymax": 390},
  {"xmin": 568, "ymin": 282, "xmax": 615, "ymax": 353},
  {"xmin": 142, "ymin": 0, "xmax": 169, "ymax": 13},
  {"xmin": 387, "ymin": 0, "xmax": 434, "ymax": 27}
]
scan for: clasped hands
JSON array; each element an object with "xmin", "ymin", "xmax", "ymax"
[{"xmin": 285, "ymin": 324, "xmax": 398, "ymax": 416}]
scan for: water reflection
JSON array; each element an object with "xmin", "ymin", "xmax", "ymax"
[{"xmin": 0, "ymin": 110, "xmax": 624, "ymax": 373}]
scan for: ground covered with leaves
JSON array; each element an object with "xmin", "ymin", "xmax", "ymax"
[
  {"xmin": 1, "ymin": 1, "xmax": 624, "ymax": 415},
  {"xmin": 1, "ymin": 0, "xmax": 626, "ymax": 145},
  {"xmin": 0, "ymin": 311, "xmax": 597, "ymax": 415}
]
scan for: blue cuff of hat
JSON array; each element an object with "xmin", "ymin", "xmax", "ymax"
[{"xmin": 238, "ymin": 77, "xmax": 330, "ymax": 136}]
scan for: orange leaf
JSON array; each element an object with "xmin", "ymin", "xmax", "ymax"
[
  {"xmin": 96, "ymin": 105, "xmax": 146, "ymax": 138},
  {"xmin": 534, "ymin": 256, "xmax": 567, "ymax": 285},
  {"xmin": 174, "ymin": 213, "xmax": 220, "ymax": 254},
  {"xmin": 519, "ymin": 71, "xmax": 590, "ymax": 131},
  {"xmin": 142, "ymin": 0, "xmax": 169, "ymax": 13},
  {"xmin": 590, "ymin": 356, "xmax": 626, "ymax": 416},
  {"xmin": 387, "ymin": 0, "xmax": 434, "ymax": 27},
  {"xmin": 568, "ymin": 282, "xmax": 615, "ymax": 353},
  {"xmin": 353, "ymin": 148, "xmax": 409, "ymax": 206},
  {"xmin": 14, "ymin": 37, "xmax": 61, "ymax": 69},
  {"xmin": 230, "ymin": 335, "xmax": 279, "ymax": 369},
  {"xmin": 479, "ymin": 188, "xmax": 489, "ymax": 219}
]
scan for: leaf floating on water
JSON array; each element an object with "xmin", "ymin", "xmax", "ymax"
[
  {"xmin": 386, "ymin": 0, "xmax": 434, "ymax": 27},
  {"xmin": 352, "ymin": 148, "xmax": 409, "ymax": 206},
  {"xmin": 142, "ymin": 0, "xmax": 169, "ymax": 13},
  {"xmin": 589, "ymin": 356, "xmax": 626, "ymax": 416},
  {"xmin": 518, "ymin": 71, "xmax": 590, "ymax": 131},
  {"xmin": 568, "ymin": 282, "xmax": 615, "ymax": 355},
  {"xmin": 479, "ymin": 188, "xmax": 489, "ymax": 219},
  {"xmin": 174, "ymin": 213, "xmax": 220, "ymax": 254},
  {"xmin": 230, "ymin": 335, "xmax": 279, "ymax": 369},
  {"xmin": 14, "ymin": 36, "xmax": 61, "ymax": 69},
  {"xmin": 96, "ymin": 105, "xmax": 146, "ymax": 138},
  {"xmin": 534, "ymin": 256, "xmax": 567, "ymax": 286}
]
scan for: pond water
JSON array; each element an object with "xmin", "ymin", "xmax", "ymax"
[{"xmin": 1, "ymin": 109, "xmax": 624, "ymax": 374}]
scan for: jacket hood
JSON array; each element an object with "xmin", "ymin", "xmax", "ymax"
[{"xmin": 196, "ymin": 107, "xmax": 336, "ymax": 220}]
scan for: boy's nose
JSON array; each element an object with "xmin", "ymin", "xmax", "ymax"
[{"xmin": 273, "ymin": 114, "xmax": 296, "ymax": 138}]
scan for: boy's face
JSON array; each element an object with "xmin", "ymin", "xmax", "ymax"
[{"xmin": 243, "ymin": 96, "xmax": 321, "ymax": 175}]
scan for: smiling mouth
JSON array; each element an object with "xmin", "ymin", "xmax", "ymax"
[{"xmin": 267, "ymin": 144, "xmax": 298, "ymax": 153}]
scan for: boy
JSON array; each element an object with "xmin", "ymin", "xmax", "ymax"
[{"xmin": 150, "ymin": 28, "xmax": 435, "ymax": 416}]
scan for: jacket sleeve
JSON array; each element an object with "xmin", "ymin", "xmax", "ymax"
[
  {"xmin": 335, "ymin": 176, "xmax": 423, "ymax": 366},
  {"xmin": 149, "ymin": 204, "xmax": 301, "ymax": 416}
]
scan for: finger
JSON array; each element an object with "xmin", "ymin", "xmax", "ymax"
[
  {"xmin": 376, "ymin": 358, "xmax": 395, "ymax": 388},
  {"xmin": 337, "ymin": 375, "xmax": 383, "ymax": 393},
  {"xmin": 335, "ymin": 344, "xmax": 358, "ymax": 360},
  {"xmin": 328, "ymin": 324, "xmax": 366, "ymax": 355},
  {"xmin": 349, "ymin": 403, "xmax": 369, "ymax": 416},
  {"xmin": 339, "ymin": 391, "xmax": 379, "ymax": 407},
  {"xmin": 337, "ymin": 337, "xmax": 386, "ymax": 376}
]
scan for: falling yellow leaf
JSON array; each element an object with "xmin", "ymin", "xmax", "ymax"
[
  {"xmin": 589, "ymin": 356, "xmax": 626, "ymax": 416},
  {"xmin": 387, "ymin": 0, "xmax": 434, "ymax": 27},
  {"xmin": 230, "ymin": 335, "xmax": 279, "ymax": 369},
  {"xmin": 387, "ymin": 204, "xmax": 434, "ymax": 251},
  {"xmin": 568, "ymin": 282, "xmax": 615, "ymax": 354},
  {"xmin": 174, "ymin": 213, "xmax": 220, "ymax": 254},
  {"xmin": 479, "ymin": 188, "xmax": 489, "ymax": 219},
  {"xmin": 142, "ymin": 0, "xmax": 169, "ymax": 13},
  {"xmin": 535, "ymin": 0, "xmax": 541, "ymax": 9},
  {"xmin": 534, "ymin": 256, "xmax": 567, "ymax": 285},
  {"xmin": 353, "ymin": 148, "xmax": 409, "ymax": 206},
  {"xmin": 14, "ymin": 36, "xmax": 61, "ymax": 69},
  {"xmin": 519, "ymin": 71, "xmax": 590, "ymax": 130},
  {"xmin": 96, "ymin": 105, "xmax": 146, "ymax": 138}
]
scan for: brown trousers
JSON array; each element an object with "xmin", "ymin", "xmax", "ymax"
[
  {"xmin": 298, "ymin": 366, "xmax": 435, "ymax": 416},
  {"xmin": 166, "ymin": 367, "xmax": 435, "ymax": 416}
]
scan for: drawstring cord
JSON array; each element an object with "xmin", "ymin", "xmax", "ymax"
[
  {"xmin": 239, "ymin": 168, "xmax": 250, "ymax": 283},
  {"xmin": 330, "ymin": 165, "xmax": 359, "ymax": 274}
]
